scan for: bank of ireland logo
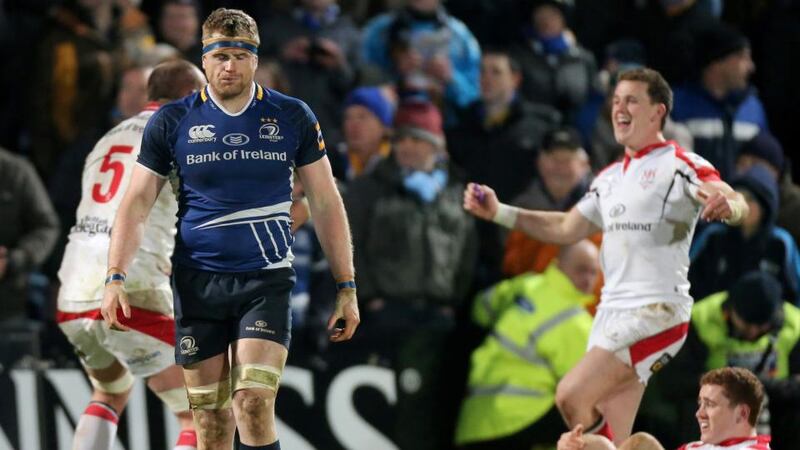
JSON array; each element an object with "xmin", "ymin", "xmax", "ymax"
[
  {"xmin": 180, "ymin": 336, "xmax": 199, "ymax": 356},
  {"xmin": 223, "ymin": 133, "xmax": 250, "ymax": 146},
  {"xmin": 188, "ymin": 124, "xmax": 216, "ymax": 143},
  {"xmin": 259, "ymin": 118, "xmax": 283, "ymax": 142},
  {"xmin": 609, "ymin": 203, "xmax": 626, "ymax": 218},
  {"xmin": 255, "ymin": 320, "xmax": 268, "ymax": 328}
]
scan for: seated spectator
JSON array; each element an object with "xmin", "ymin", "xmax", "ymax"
[
  {"xmin": 735, "ymin": 130, "xmax": 800, "ymax": 249},
  {"xmin": 455, "ymin": 240, "xmax": 599, "ymax": 450},
  {"xmin": 263, "ymin": 0, "xmax": 362, "ymax": 147},
  {"xmin": 110, "ymin": 65, "xmax": 152, "ymax": 126},
  {"xmin": 502, "ymin": 128, "xmax": 601, "ymax": 295},
  {"xmin": 690, "ymin": 164, "xmax": 800, "ymax": 304},
  {"xmin": 664, "ymin": 272, "xmax": 800, "ymax": 447},
  {"xmin": 333, "ymin": 86, "xmax": 395, "ymax": 181},
  {"xmin": 448, "ymin": 49, "xmax": 560, "ymax": 203},
  {"xmin": 344, "ymin": 100, "xmax": 477, "ymax": 450},
  {"xmin": 156, "ymin": 0, "xmax": 202, "ymax": 65},
  {"xmin": 0, "ymin": 146, "xmax": 59, "ymax": 324},
  {"xmin": 672, "ymin": 21, "xmax": 766, "ymax": 180},
  {"xmin": 508, "ymin": 1, "xmax": 597, "ymax": 122},
  {"xmin": 559, "ymin": 367, "xmax": 772, "ymax": 450},
  {"xmin": 361, "ymin": 0, "xmax": 481, "ymax": 121}
]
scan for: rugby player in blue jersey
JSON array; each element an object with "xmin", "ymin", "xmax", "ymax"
[{"xmin": 101, "ymin": 8, "xmax": 359, "ymax": 450}]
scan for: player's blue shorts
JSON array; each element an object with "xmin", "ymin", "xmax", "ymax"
[{"xmin": 171, "ymin": 264, "xmax": 295, "ymax": 366}]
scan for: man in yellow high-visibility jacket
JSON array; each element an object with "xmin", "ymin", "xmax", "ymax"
[{"xmin": 455, "ymin": 239, "xmax": 600, "ymax": 449}]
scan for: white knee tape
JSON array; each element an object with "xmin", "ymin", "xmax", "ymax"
[
  {"xmin": 154, "ymin": 386, "xmax": 190, "ymax": 413},
  {"xmin": 90, "ymin": 370, "xmax": 134, "ymax": 394}
]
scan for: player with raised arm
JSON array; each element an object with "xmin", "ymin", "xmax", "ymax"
[
  {"xmin": 464, "ymin": 67, "xmax": 749, "ymax": 444},
  {"xmin": 57, "ymin": 59, "xmax": 206, "ymax": 450},
  {"xmin": 101, "ymin": 8, "xmax": 359, "ymax": 450}
]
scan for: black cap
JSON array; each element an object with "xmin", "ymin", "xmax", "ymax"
[
  {"xmin": 727, "ymin": 271, "xmax": 783, "ymax": 325},
  {"xmin": 695, "ymin": 22, "xmax": 749, "ymax": 69},
  {"xmin": 739, "ymin": 130, "xmax": 785, "ymax": 174},
  {"xmin": 541, "ymin": 127, "xmax": 583, "ymax": 152}
]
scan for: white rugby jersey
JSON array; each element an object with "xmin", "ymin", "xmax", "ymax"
[
  {"xmin": 576, "ymin": 140, "xmax": 720, "ymax": 309},
  {"xmin": 58, "ymin": 104, "xmax": 178, "ymax": 303},
  {"xmin": 678, "ymin": 435, "xmax": 771, "ymax": 450}
]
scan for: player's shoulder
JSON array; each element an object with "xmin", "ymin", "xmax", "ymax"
[
  {"xmin": 595, "ymin": 160, "xmax": 623, "ymax": 180},
  {"xmin": 265, "ymin": 88, "xmax": 315, "ymax": 118}
]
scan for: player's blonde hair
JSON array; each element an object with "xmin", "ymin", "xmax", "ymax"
[{"xmin": 202, "ymin": 8, "xmax": 260, "ymax": 45}]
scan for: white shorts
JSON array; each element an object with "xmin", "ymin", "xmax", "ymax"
[
  {"xmin": 588, "ymin": 302, "xmax": 691, "ymax": 384},
  {"xmin": 57, "ymin": 289, "xmax": 176, "ymax": 378}
]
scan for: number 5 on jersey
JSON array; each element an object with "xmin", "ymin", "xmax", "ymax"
[{"xmin": 92, "ymin": 145, "xmax": 134, "ymax": 203}]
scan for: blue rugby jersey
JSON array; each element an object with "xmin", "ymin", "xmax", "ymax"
[{"xmin": 137, "ymin": 83, "xmax": 326, "ymax": 272}]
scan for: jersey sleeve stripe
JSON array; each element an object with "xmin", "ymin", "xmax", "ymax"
[{"xmin": 675, "ymin": 148, "xmax": 721, "ymax": 182}]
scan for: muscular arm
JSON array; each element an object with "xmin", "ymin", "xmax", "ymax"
[
  {"xmin": 296, "ymin": 156, "xmax": 354, "ymax": 282},
  {"xmin": 464, "ymin": 183, "xmax": 599, "ymax": 245},
  {"xmin": 696, "ymin": 180, "xmax": 749, "ymax": 225},
  {"xmin": 296, "ymin": 156, "xmax": 360, "ymax": 341}
]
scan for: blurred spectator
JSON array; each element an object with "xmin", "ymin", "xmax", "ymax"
[
  {"xmin": 689, "ymin": 164, "xmax": 800, "ymax": 304},
  {"xmin": 156, "ymin": 0, "xmax": 202, "ymax": 65},
  {"xmin": 254, "ymin": 58, "xmax": 291, "ymax": 93},
  {"xmin": 262, "ymin": 0, "xmax": 361, "ymax": 147},
  {"xmin": 503, "ymin": 128, "xmax": 599, "ymax": 279},
  {"xmin": 361, "ymin": 0, "xmax": 481, "ymax": 122},
  {"xmin": 672, "ymin": 21, "xmax": 767, "ymax": 180},
  {"xmin": 667, "ymin": 272, "xmax": 799, "ymax": 447},
  {"xmin": 455, "ymin": 240, "xmax": 599, "ymax": 450},
  {"xmin": 333, "ymin": 86, "xmax": 395, "ymax": 181},
  {"xmin": 448, "ymin": 49, "xmax": 560, "ymax": 203},
  {"xmin": 29, "ymin": 0, "xmax": 156, "ymax": 178},
  {"xmin": 576, "ymin": 39, "xmax": 693, "ymax": 171},
  {"xmin": 110, "ymin": 65, "xmax": 152, "ymax": 125},
  {"xmin": 447, "ymin": 49, "xmax": 560, "ymax": 290},
  {"xmin": 0, "ymin": 147, "xmax": 59, "ymax": 323},
  {"xmin": 344, "ymin": 100, "xmax": 477, "ymax": 450},
  {"xmin": 736, "ymin": 131, "xmax": 800, "ymax": 249},
  {"xmin": 508, "ymin": 0, "xmax": 596, "ymax": 122}
]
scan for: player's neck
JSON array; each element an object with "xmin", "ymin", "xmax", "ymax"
[
  {"xmin": 208, "ymin": 83, "xmax": 254, "ymax": 115},
  {"xmin": 624, "ymin": 133, "xmax": 666, "ymax": 157}
]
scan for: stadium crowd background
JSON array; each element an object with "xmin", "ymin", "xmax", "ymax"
[{"xmin": 0, "ymin": 0, "xmax": 799, "ymax": 449}]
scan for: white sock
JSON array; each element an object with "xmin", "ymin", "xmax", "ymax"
[
  {"xmin": 73, "ymin": 402, "xmax": 119, "ymax": 450},
  {"xmin": 174, "ymin": 429, "xmax": 198, "ymax": 450}
]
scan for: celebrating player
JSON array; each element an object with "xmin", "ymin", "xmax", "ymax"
[{"xmin": 464, "ymin": 67, "xmax": 749, "ymax": 444}]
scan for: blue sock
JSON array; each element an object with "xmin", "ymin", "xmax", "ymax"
[{"xmin": 237, "ymin": 441, "xmax": 280, "ymax": 450}]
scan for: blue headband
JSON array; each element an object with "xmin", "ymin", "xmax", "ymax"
[{"xmin": 202, "ymin": 40, "xmax": 258, "ymax": 55}]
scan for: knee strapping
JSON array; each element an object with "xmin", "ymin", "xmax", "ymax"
[
  {"xmin": 186, "ymin": 378, "xmax": 232, "ymax": 410},
  {"xmin": 154, "ymin": 386, "xmax": 190, "ymax": 412},
  {"xmin": 90, "ymin": 370, "xmax": 134, "ymax": 394},
  {"xmin": 231, "ymin": 364, "xmax": 282, "ymax": 393}
]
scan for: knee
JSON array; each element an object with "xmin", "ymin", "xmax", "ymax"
[
  {"xmin": 195, "ymin": 409, "xmax": 233, "ymax": 441},
  {"xmin": 233, "ymin": 388, "xmax": 276, "ymax": 419},
  {"xmin": 555, "ymin": 379, "xmax": 581, "ymax": 418}
]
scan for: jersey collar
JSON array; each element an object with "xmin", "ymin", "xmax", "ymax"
[
  {"xmin": 143, "ymin": 101, "xmax": 160, "ymax": 112},
  {"xmin": 715, "ymin": 435, "xmax": 770, "ymax": 447},
  {"xmin": 622, "ymin": 140, "xmax": 677, "ymax": 172},
  {"xmin": 202, "ymin": 82, "xmax": 265, "ymax": 116}
]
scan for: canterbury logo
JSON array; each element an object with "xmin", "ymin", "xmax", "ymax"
[{"xmin": 189, "ymin": 125, "xmax": 215, "ymax": 139}]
